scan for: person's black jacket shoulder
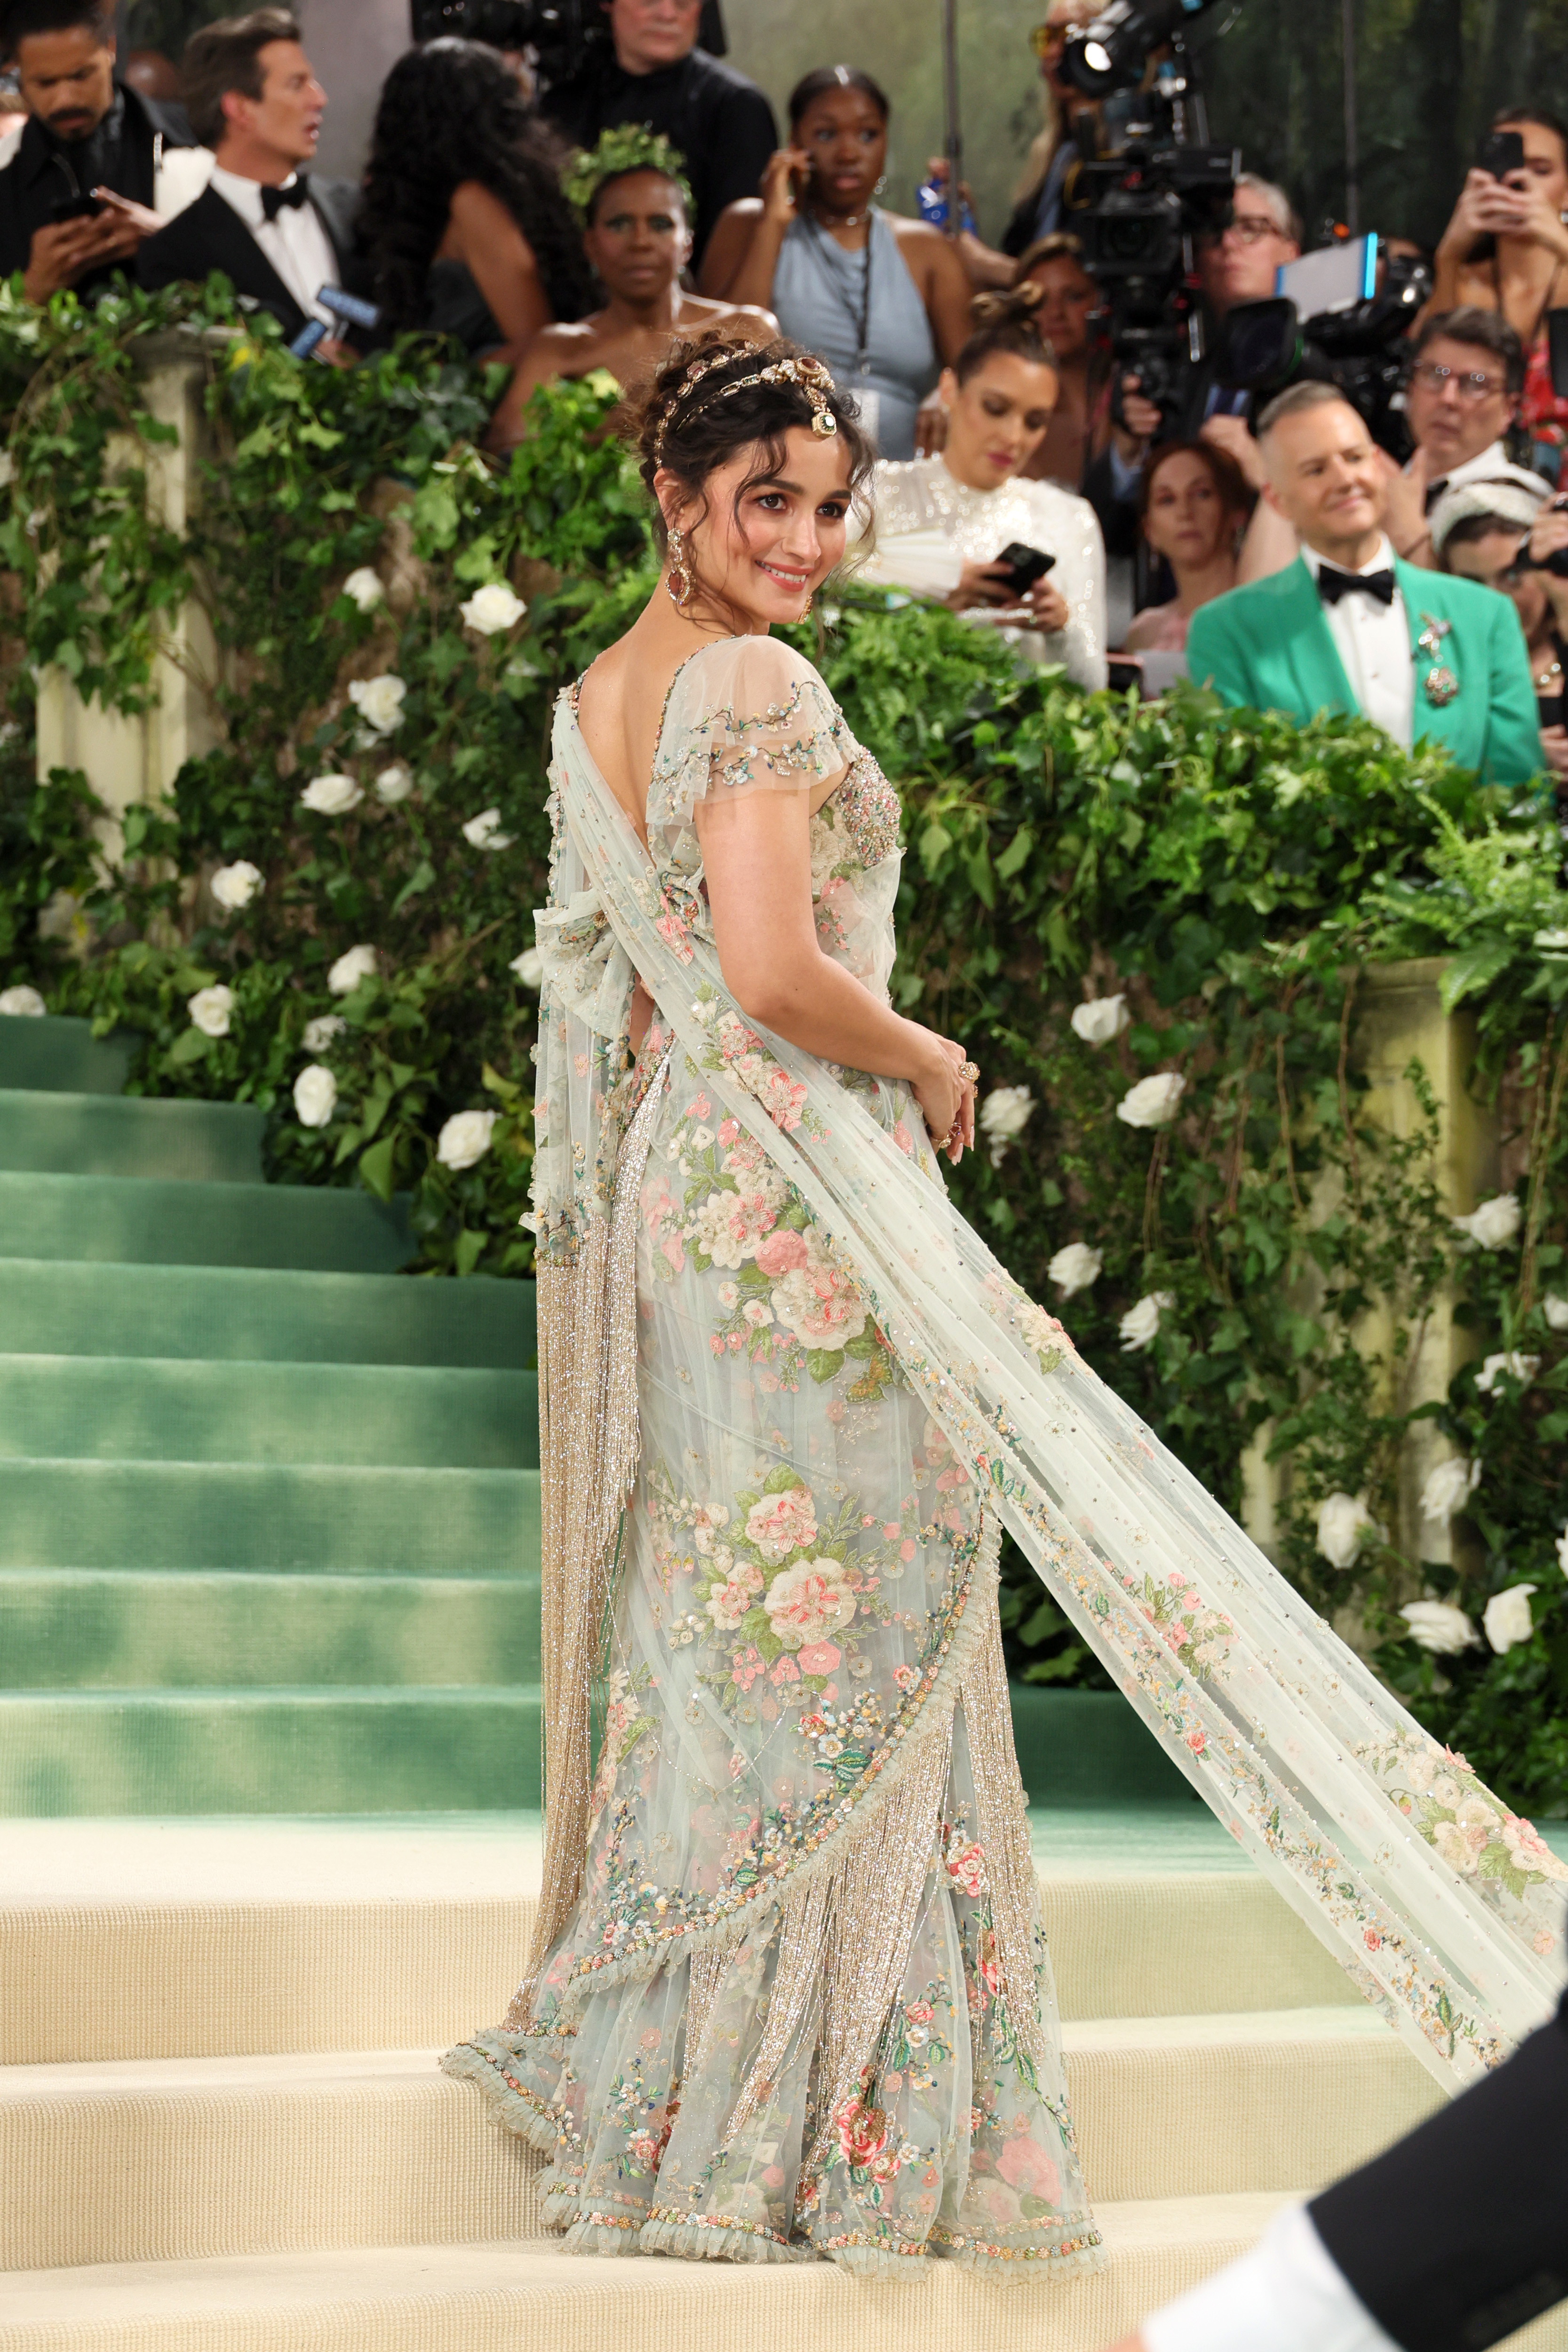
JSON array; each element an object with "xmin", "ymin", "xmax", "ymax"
[
  {"xmin": 541, "ymin": 45, "xmax": 775, "ymax": 262},
  {"xmin": 137, "ymin": 176, "xmax": 367, "ymax": 341},
  {"xmin": 0, "ymin": 84, "xmax": 196, "ymax": 285}
]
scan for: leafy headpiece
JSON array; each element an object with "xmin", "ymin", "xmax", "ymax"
[{"xmin": 561, "ymin": 125, "xmax": 695, "ymax": 224}]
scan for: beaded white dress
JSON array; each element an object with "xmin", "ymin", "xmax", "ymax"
[
  {"xmin": 856, "ymin": 453, "xmax": 1109, "ymax": 690},
  {"xmin": 443, "ymin": 631, "xmax": 1567, "ymax": 2279}
]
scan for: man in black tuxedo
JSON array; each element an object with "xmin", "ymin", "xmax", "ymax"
[
  {"xmin": 1106, "ymin": 1979, "xmax": 1568, "ymax": 2352},
  {"xmin": 0, "ymin": 0, "xmax": 201, "ymax": 304},
  {"xmin": 137, "ymin": 7, "xmax": 364, "ymax": 347}
]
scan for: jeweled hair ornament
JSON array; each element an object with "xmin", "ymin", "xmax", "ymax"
[{"xmin": 653, "ymin": 351, "xmax": 838, "ymax": 462}]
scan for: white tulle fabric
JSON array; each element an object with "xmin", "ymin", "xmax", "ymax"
[{"xmin": 449, "ymin": 634, "xmax": 1565, "ymax": 2268}]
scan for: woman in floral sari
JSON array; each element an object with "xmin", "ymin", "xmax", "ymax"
[{"xmin": 444, "ymin": 335, "xmax": 1567, "ymax": 2277}]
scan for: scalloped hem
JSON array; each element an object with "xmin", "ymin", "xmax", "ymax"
[
  {"xmin": 439, "ymin": 2034, "xmax": 564, "ymax": 2162},
  {"xmin": 640, "ymin": 2213, "xmax": 813, "ymax": 2265}
]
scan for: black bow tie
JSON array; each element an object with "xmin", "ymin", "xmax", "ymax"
[
  {"xmin": 1316, "ymin": 563, "xmax": 1396, "ymax": 607},
  {"xmin": 261, "ymin": 176, "xmax": 309, "ymax": 221}
]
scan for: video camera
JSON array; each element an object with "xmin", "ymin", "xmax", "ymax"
[
  {"xmin": 1215, "ymin": 241, "xmax": 1433, "ymax": 456},
  {"xmin": 1057, "ymin": 0, "xmax": 1239, "ymax": 429}
]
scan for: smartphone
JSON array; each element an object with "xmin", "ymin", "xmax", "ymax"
[
  {"xmin": 1478, "ymin": 128, "xmax": 1527, "ymax": 181},
  {"xmin": 49, "ymin": 191, "xmax": 102, "ymax": 223},
  {"xmin": 997, "ymin": 542, "xmax": 1056, "ymax": 597}
]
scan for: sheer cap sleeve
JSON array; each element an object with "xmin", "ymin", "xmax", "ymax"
[{"xmin": 646, "ymin": 635, "xmax": 863, "ymax": 830}]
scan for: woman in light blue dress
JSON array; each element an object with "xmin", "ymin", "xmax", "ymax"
[{"xmin": 699, "ymin": 67, "xmax": 972, "ymax": 460}]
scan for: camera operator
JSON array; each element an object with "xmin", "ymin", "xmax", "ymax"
[
  {"xmin": 1093, "ymin": 171, "xmax": 1301, "ymax": 550},
  {"xmin": 542, "ymin": 0, "xmax": 775, "ymax": 270},
  {"xmin": 0, "ymin": 0, "xmax": 204, "ymax": 305}
]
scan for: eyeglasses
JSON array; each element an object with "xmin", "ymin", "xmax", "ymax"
[
  {"xmin": 1408, "ymin": 361, "xmax": 1506, "ymax": 402},
  {"xmin": 1199, "ymin": 215, "xmax": 1285, "ymax": 247}
]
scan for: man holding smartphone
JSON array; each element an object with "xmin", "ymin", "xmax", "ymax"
[{"xmin": 0, "ymin": 0, "xmax": 203, "ymax": 305}]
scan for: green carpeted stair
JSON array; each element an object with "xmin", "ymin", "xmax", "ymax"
[{"xmin": 0, "ymin": 1012, "xmax": 543, "ymax": 1818}]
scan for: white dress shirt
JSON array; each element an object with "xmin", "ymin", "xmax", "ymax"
[
  {"xmin": 207, "ymin": 165, "xmax": 338, "ymax": 326},
  {"xmin": 1300, "ymin": 533, "xmax": 1414, "ymax": 749},
  {"xmin": 1424, "ymin": 436, "xmax": 1553, "ymax": 504},
  {"xmin": 1143, "ymin": 2202, "xmax": 1401, "ymax": 2352}
]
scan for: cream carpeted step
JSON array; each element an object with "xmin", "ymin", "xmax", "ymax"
[
  {"xmin": 0, "ymin": 2197, "xmax": 1297, "ymax": 2352},
  {"xmin": 0, "ymin": 1814, "xmax": 1355, "ymax": 2066},
  {"xmin": 12, "ymin": 2201, "xmax": 1565, "ymax": 2352},
  {"xmin": 0, "ymin": 2010, "xmax": 1439, "ymax": 2273}
]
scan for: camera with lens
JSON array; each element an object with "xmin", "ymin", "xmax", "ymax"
[
  {"xmin": 1057, "ymin": 0, "xmax": 1240, "ymax": 430},
  {"xmin": 1214, "ymin": 244, "xmax": 1433, "ymax": 456}
]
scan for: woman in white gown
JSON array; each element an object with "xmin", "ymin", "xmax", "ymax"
[
  {"xmin": 853, "ymin": 284, "xmax": 1108, "ymax": 689},
  {"xmin": 443, "ymin": 334, "xmax": 1566, "ymax": 2277}
]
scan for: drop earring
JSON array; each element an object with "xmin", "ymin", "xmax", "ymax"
[{"xmin": 667, "ymin": 524, "xmax": 692, "ymax": 610}]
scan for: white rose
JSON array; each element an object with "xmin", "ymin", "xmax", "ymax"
[
  {"xmin": 1431, "ymin": 1817, "xmax": 1479, "ymax": 1873},
  {"xmin": 1452, "ymin": 1193, "xmax": 1521, "ymax": 1249},
  {"xmin": 1117, "ymin": 1071, "xmax": 1186, "ymax": 1128},
  {"xmin": 1418, "ymin": 1456, "xmax": 1480, "ymax": 1526},
  {"xmin": 1401, "ymin": 1599, "xmax": 1480, "ymax": 1655},
  {"xmin": 979, "ymin": 1083, "xmax": 1034, "ymax": 1142},
  {"xmin": 302, "ymin": 1014, "xmax": 345, "ymax": 1054},
  {"xmin": 437, "ymin": 1109, "xmax": 499, "ymax": 1170},
  {"xmin": 1315, "ymin": 1491, "xmax": 1375, "ymax": 1570},
  {"xmin": 1070, "ymin": 994, "xmax": 1129, "ymax": 1045},
  {"xmin": 300, "ymin": 772, "xmax": 362, "ymax": 817},
  {"xmin": 509, "ymin": 946, "xmax": 544, "ymax": 988},
  {"xmin": 1545, "ymin": 1294, "xmax": 1568, "ymax": 1330},
  {"xmin": 0, "ymin": 982, "xmax": 45, "ymax": 1016},
  {"xmin": 347, "ymin": 674, "xmax": 406, "ymax": 734},
  {"xmin": 210, "ymin": 859, "xmax": 263, "ymax": 912},
  {"xmin": 341, "ymin": 566, "xmax": 384, "ymax": 613},
  {"xmin": 374, "ymin": 763, "xmax": 414, "ymax": 805},
  {"xmin": 187, "ymin": 984, "xmax": 234, "ymax": 1038},
  {"xmin": 326, "ymin": 943, "xmax": 378, "ymax": 996},
  {"xmin": 460, "ymin": 580, "xmax": 527, "ymax": 636},
  {"xmin": 462, "ymin": 807, "xmax": 515, "ymax": 851},
  {"xmin": 293, "ymin": 1063, "xmax": 337, "ymax": 1128},
  {"xmin": 1047, "ymin": 1240, "xmax": 1102, "ymax": 1297},
  {"xmin": 1475, "ymin": 1351, "xmax": 1539, "ymax": 1395},
  {"xmin": 1483, "ymin": 1584, "xmax": 1537, "ymax": 1654},
  {"xmin": 1557, "ymin": 1526, "xmax": 1568, "ymax": 1580},
  {"xmin": 1119, "ymin": 1289, "xmax": 1175, "ymax": 1352}
]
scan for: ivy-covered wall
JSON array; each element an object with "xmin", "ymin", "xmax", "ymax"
[{"xmin": 5, "ymin": 283, "xmax": 1568, "ymax": 1811}]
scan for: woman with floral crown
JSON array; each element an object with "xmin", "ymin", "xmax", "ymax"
[{"xmin": 443, "ymin": 333, "xmax": 1568, "ymax": 2276}]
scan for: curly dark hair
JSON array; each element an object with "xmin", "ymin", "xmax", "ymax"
[
  {"xmin": 629, "ymin": 332, "xmax": 876, "ymax": 557},
  {"xmin": 954, "ymin": 282, "xmax": 1058, "ymax": 382},
  {"xmin": 358, "ymin": 39, "xmax": 594, "ymax": 335}
]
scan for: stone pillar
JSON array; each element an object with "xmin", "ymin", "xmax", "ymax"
[
  {"xmin": 34, "ymin": 331, "xmax": 222, "ymax": 852},
  {"xmin": 1240, "ymin": 957, "xmax": 1499, "ymax": 1573}
]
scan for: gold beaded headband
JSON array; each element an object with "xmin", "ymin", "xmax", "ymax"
[{"xmin": 653, "ymin": 351, "xmax": 838, "ymax": 461}]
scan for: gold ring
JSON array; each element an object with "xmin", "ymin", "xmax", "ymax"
[{"xmin": 959, "ymin": 1061, "xmax": 979, "ymax": 1082}]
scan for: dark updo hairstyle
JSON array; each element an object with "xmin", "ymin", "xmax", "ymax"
[
  {"xmin": 952, "ymin": 282, "xmax": 1059, "ymax": 385},
  {"xmin": 787, "ymin": 64, "xmax": 890, "ymax": 130},
  {"xmin": 631, "ymin": 332, "xmax": 876, "ymax": 561}
]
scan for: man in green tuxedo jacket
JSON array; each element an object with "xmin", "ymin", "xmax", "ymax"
[{"xmin": 1186, "ymin": 381, "xmax": 1543, "ymax": 787}]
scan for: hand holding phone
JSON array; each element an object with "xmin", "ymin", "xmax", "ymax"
[{"xmin": 996, "ymin": 542, "xmax": 1057, "ymax": 598}]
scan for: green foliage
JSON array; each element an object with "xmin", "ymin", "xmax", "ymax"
[{"xmin": 2, "ymin": 289, "xmax": 1567, "ymax": 1804}]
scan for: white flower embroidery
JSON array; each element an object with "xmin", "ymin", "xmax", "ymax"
[
  {"xmin": 743, "ymin": 1486, "xmax": 818, "ymax": 1563},
  {"xmin": 769, "ymin": 1229, "xmax": 868, "ymax": 1348},
  {"xmin": 764, "ymin": 1557, "xmax": 857, "ymax": 1648}
]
